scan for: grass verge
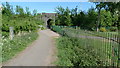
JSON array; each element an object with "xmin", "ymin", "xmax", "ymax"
[
  {"xmin": 2, "ymin": 32, "xmax": 38, "ymax": 62},
  {"xmin": 55, "ymin": 36, "xmax": 118, "ymax": 66}
]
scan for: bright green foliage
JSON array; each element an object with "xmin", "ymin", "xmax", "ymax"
[
  {"xmin": 99, "ymin": 27, "xmax": 107, "ymax": 32},
  {"xmin": 100, "ymin": 10, "xmax": 113, "ymax": 27},
  {"xmin": 2, "ymin": 32, "xmax": 38, "ymax": 62},
  {"xmin": 55, "ymin": 3, "xmax": 119, "ymax": 31},
  {"xmin": 16, "ymin": 5, "xmax": 25, "ymax": 15},
  {"xmin": 56, "ymin": 37, "xmax": 117, "ymax": 66},
  {"xmin": 112, "ymin": 11, "xmax": 119, "ymax": 27},
  {"xmin": 1, "ymin": 2, "xmax": 42, "ymax": 62},
  {"xmin": 55, "ymin": 6, "xmax": 72, "ymax": 26},
  {"xmin": 49, "ymin": 19, "xmax": 55, "ymax": 26},
  {"xmin": 2, "ymin": 2, "xmax": 43, "ymax": 37},
  {"xmin": 53, "ymin": 26, "xmax": 119, "ymax": 66},
  {"xmin": 25, "ymin": 7, "xmax": 31, "ymax": 15},
  {"xmin": 94, "ymin": 2, "xmax": 120, "ymax": 29},
  {"xmin": 2, "ymin": 2, "xmax": 13, "ymax": 16}
]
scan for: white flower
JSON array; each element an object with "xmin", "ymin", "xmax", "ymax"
[
  {"xmin": 28, "ymin": 37, "xmax": 31, "ymax": 39},
  {"xmin": 2, "ymin": 36, "xmax": 4, "ymax": 39},
  {"xmin": 0, "ymin": 43, "xmax": 3, "ymax": 46},
  {"xmin": 3, "ymin": 39, "xmax": 7, "ymax": 42},
  {"xmin": 9, "ymin": 48, "xmax": 11, "ymax": 50}
]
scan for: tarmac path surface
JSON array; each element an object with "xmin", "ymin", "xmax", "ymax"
[{"xmin": 3, "ymin": 29, "xmax": 59, "ymax": 66}]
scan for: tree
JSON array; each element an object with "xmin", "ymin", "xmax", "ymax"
[
  {"xmin": 94, "ymin": 2, "xmax": 106, "ymax": 31},
  {"xmin": 2, "ymin": 2, "xmax": 42, "ymax": 36},
  {"xmin": 2, "ymin": 2, "xmax": 14, "ymax": 16},
  {"xmin": 112, "ymin": 11, "xmax": 119, "ymax": 27},
  {"xmin": 25, "ymin": 7, "xmax": 31, "ymax": 16},
  {"xmin": 55, "ymin": 6, "xmax": 65, "ymax": 15},
  {"xmin": 100, "ymin": 10, "xmax": 113, "ymax": 27},
  {"xmin": 94, "ymin": 2, "xmax": 120, "ymax": 28},
  {"xmin": 78, "ymin": 11, "xmax": 86, "ymax": 28},
  {"xmin": 55, "ymin": 6, "xmax": 72, "ymax": 26},
  {"xmin": 64, "ymin": 7, "xmax": 72, "ymax": 26},
  {"xmin": 33, "ymin": 9, "xmax": 37, "ymax": 16},
  {"xmin": 87, "ymin": 8, "xmax": 97, "ymax": 30},
  {"xmin": 70, "ymin": 6, "xmax": 78, "ymax": 26},
  {"xmin": 16, "ymin": 5, "xmax": 25, "ymax": 17},
  {"xmin": 97, "ymin": 2, "xmax": 120, "ymax": 67}
]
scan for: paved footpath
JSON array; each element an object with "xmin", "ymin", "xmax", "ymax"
[{"xmin": 3, "ymin": 29, "xmax": 59, "ymax": 66}]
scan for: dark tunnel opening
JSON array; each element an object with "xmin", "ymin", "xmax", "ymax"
[{"xmin": 47, "ymin": 19, "xmax": 52, "ymax": 29}]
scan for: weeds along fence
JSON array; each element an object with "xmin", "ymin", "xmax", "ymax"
[{"xmin": 51, "ymin": 26, "xmax": 120, "ymax": 67}]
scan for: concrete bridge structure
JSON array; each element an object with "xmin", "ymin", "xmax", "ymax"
[{"xmin": 41, "ymin": 13, "xmax": 57, "ymax": 28}]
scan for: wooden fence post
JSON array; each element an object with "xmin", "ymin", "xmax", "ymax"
[{"xmin": 9, "ymin": 27, "xmax": 14, "ymax": 40}]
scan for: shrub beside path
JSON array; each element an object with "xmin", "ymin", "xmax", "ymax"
[{"xmin": 3, "ymin": 29, "xmax": 59, "ymax": 66}]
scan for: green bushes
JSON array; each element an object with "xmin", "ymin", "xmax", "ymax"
[
  {"xmin": 99, "ymin": 27, "xmax": 118, "ymax": 32},
  {"xmin": 99, "ymin": 27, "xmax": 107, "ymax": 32},
  {"xmin": 2, "ymin": 15, "xmax": 42, "ymax": 36},
  {"xmin": 56, "ymin": 37, "xmax": 113, "ymax": 66},
  {"xmin": 2, "ymin": 2, "xmax": 43, "ymax": 37},
  {"xmin": 2, "ymin": 32, "xmax": 38, "ymax": 62},
  {"xmin": 55, "ymin": 6, "xmax": 119, "ymax": 31},
  {"xmin": 109, "ymin": 27, "xmax": 118, "ymax": 32},
  {"xmin": 54, "ymin": 26, "xmax": 119, "ymax": 66},
  {"xmin": 1, "ymin": 2, "xmax": 43, "ymax": 63}
]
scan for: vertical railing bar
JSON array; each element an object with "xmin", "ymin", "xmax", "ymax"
[
  {"xmin": 108, "ymin": 33, "xmax": 110, "ymax": 66},
  {"xmin": 117, "ymin": 29, "xmax": 120, "ymax": 67},
  {"xmin": 115, "ymin": 34, "xmax": 118, "ymax": 67},
  {"xmin": 102, "ymin": 32, "xmax": 105, "ymax": 66},
  {"xmin": 110, "ymin": 33, "xmax": 115, "ymax": 67},
  {"xmin": 105, "ymin": 32, "xmax": 107, "ymax": 66}
]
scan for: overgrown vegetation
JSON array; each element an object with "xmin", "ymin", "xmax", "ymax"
[
  {"xmin": 2, "ymin": 2, "xmax": 44, "ymax": 37},
  {"xmin": 2, "ymin": 32, "xmax": 38, "ymax": 62},
  {"xmin": 56, "ymin": 36, "xmax": 118, "ymax": 66},
  {"xmin": 53, "ymin": 2, "xmax": 120, "ymax": 66},
  {"xmin": 54, "ymin": 27, "xmax": 118, "ymax": 66},
  {"xmin": 1, "ymin": 2, "xmax": 42, "ymax": 62}
]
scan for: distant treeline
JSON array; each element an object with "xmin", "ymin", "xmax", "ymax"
[{"xmin": 54, "ymin": 2, "xmax": 120, "ymax": 31}]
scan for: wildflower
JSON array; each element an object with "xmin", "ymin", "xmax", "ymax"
[
  {"xmin": 28, "ymin": 37, "xmax": 31, "ymax": 39},
  {"xmin": 0, "ymin": 43, "xmax": 3, "ymax": 46},
  {"xmin": 3, "ymin": 39, "xmax": 7, "ymax": 42},
  {"xmin": 9, "ymin": 48, "xmax": 11, "ymax": 50},
  {"xmin": 2, "ymin": 36, "xmax": 4, "ymax": 39}
]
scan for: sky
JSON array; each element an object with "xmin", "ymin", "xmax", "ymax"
[
  {"xmin": 2, "ymin": 0, "xmax": 89, "ymax": 2},
  {"xmin": 3, "ymin": 2, "xmax": 96, "ymax": 13}
]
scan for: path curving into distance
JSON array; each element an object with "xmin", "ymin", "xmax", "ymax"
[{"xmin": 3, "ymin": 29, "xmax": 59, "ymax": 66}]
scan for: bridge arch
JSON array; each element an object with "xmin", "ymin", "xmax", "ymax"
[
  {"xmin": 47, "ymin": 19, "xmax": 53, "ymax": 29},
  {"xmin": 41, "ymin": 13, "xmax": 57, "ymax": 28}
]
